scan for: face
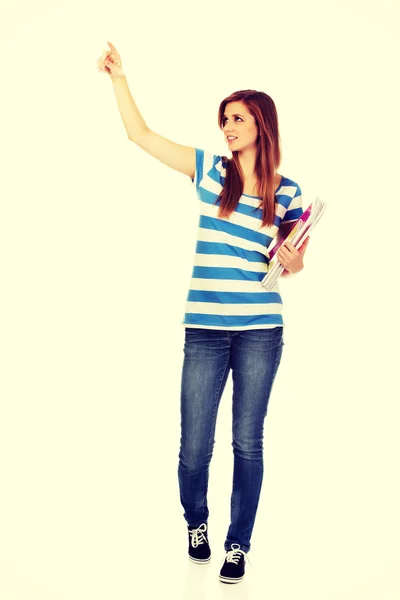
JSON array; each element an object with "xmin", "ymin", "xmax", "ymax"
[{"xmin": 222, "ymin": 101, "xmax": 259, "ymax": 152}]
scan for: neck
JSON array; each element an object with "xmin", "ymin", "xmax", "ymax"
[
  {"xmin": 237, "ymin": 148, "xmax": 257, "ymax": 179},
  {"xmin": 237, "ymin": 148, "xmax": 279, "ymax": 184}
]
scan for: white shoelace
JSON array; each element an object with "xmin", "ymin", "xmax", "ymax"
[
  {"xmin": 188, "ymin": 523, "xmax": 208, "ymax": 548},
  {"xmin": 188, "ymin": 531, "xmax": 254, "ymax": 574},
  {"xmin": 220, "ymin": 543, "xmax": 253, "ymax": 572}
]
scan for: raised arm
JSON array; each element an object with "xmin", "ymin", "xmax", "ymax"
[{"xmin": 99, "ymin": 42, "xmax": 196, "ymax": 180}]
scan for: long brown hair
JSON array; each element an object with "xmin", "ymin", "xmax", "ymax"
[{"xmin": 217, "ymin": 90, "xmax": 282, "ymax": 228}]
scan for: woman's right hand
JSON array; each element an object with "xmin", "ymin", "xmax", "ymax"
[{"xmin": 97, "ymin": 41, "xmax": 125, "ymax": 78}]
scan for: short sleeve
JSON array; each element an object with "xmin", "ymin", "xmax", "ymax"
[
  {"xmin": 190, "ymin": 149, "xmax": 224, "ymax": 191},
  {"xmin": 280, "ymin": 184, "xmax": 303, "ymax": 225},
  {"xmin": 190, "ymin": 148, "xmax": 205, "ymax": 189}
]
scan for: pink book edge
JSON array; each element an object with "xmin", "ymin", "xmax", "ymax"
[{"xmin": 269, "ymin": 202, "xmax": 313, "ymax": 260}]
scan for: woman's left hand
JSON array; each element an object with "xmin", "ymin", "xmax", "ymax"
[{"xmin": 277, "ymin": 236, "xmax": 310, "ymax": 274}]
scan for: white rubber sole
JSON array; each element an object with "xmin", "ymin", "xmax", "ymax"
[
  {"xmin": 189, "ymin": 554, "xmax": 212, "ymax": 564},
  {"xmin": 219, "ymin": 574, "xmax": 244, "ymax": 584}
]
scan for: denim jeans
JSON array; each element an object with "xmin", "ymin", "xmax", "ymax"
[{"xmin": 178, "ymin": 326, "xmax": 284, "ymax": 553}]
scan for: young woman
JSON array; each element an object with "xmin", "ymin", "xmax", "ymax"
[{"xmin": 98, "ymin": 41, "xmax": 310, "ymax": 585}]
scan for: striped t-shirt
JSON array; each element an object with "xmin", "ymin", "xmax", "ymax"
[{"xmin": 183, "ymin": 148, "xmax": 303, "ymax": 330}]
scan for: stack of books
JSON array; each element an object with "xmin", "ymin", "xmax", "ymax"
[{"xmin": 261, "ymin": 196, "xmax": 327, "ymax": 291}]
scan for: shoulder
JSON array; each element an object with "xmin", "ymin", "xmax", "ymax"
[
  {"xmin": 193, "ymin": 149, "xmax": 226, "ymax": 189},
  {"xmin": 280, "ymin": 175, "xmax": 301, "ymax": 192},
  {"xmin": 201, "ymin": 150, "xmax": 226, "ymax": 178},
  {"xmin": 196, "ymin": 149, "xmax": 225, "ymax": 167},
  {"xmin": 276, "ymin": 176, "xmax": 302, "ymax": 205}
]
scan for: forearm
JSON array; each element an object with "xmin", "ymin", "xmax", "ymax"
[{"xmin": 111, "ymin": 76, "xmax": 148, "ymax": 141}]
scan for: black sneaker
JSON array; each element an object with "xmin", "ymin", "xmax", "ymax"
[
  {"xmin": 187, "ymin": 523, "xmax": 211, "ymax": 564},
  {"xmin": 219, "ymin": 543, "xmax": 246, "ymax": 584}
]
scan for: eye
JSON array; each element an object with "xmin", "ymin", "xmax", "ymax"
[{"xmin": 222, "ymin": 116, "xmax": 243, "ymax": 125}]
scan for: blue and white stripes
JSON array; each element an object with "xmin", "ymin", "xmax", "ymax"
[{"xmin": 183, "ymin": 149, "xmax": 303, "ymax": 330}]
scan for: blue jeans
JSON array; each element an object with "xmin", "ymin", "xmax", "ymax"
[{"xmin": 178, "ymin": 326, "xmax": 284, "ymax": 553}]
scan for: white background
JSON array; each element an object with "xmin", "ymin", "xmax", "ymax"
[{"xmin": 1, "ymin": 0, "xmax": 399, "ymax": 598}]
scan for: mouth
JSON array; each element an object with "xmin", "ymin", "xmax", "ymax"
[{"xmin": 227, "ymin": 136, "xmax": 237, "ymax": 144}]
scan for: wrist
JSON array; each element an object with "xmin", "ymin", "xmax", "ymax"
[{"xmin": 111, "ymin": 72, "xmax": 126, "ymax": 82}]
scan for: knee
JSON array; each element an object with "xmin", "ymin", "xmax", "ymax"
[
  {"xmin": 179, "ymin": 443, "xmax": 213, "ymax": 472},
  {"xmin": 232, "ymin": 434, "xmax": 263, "ymax": 461}
]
